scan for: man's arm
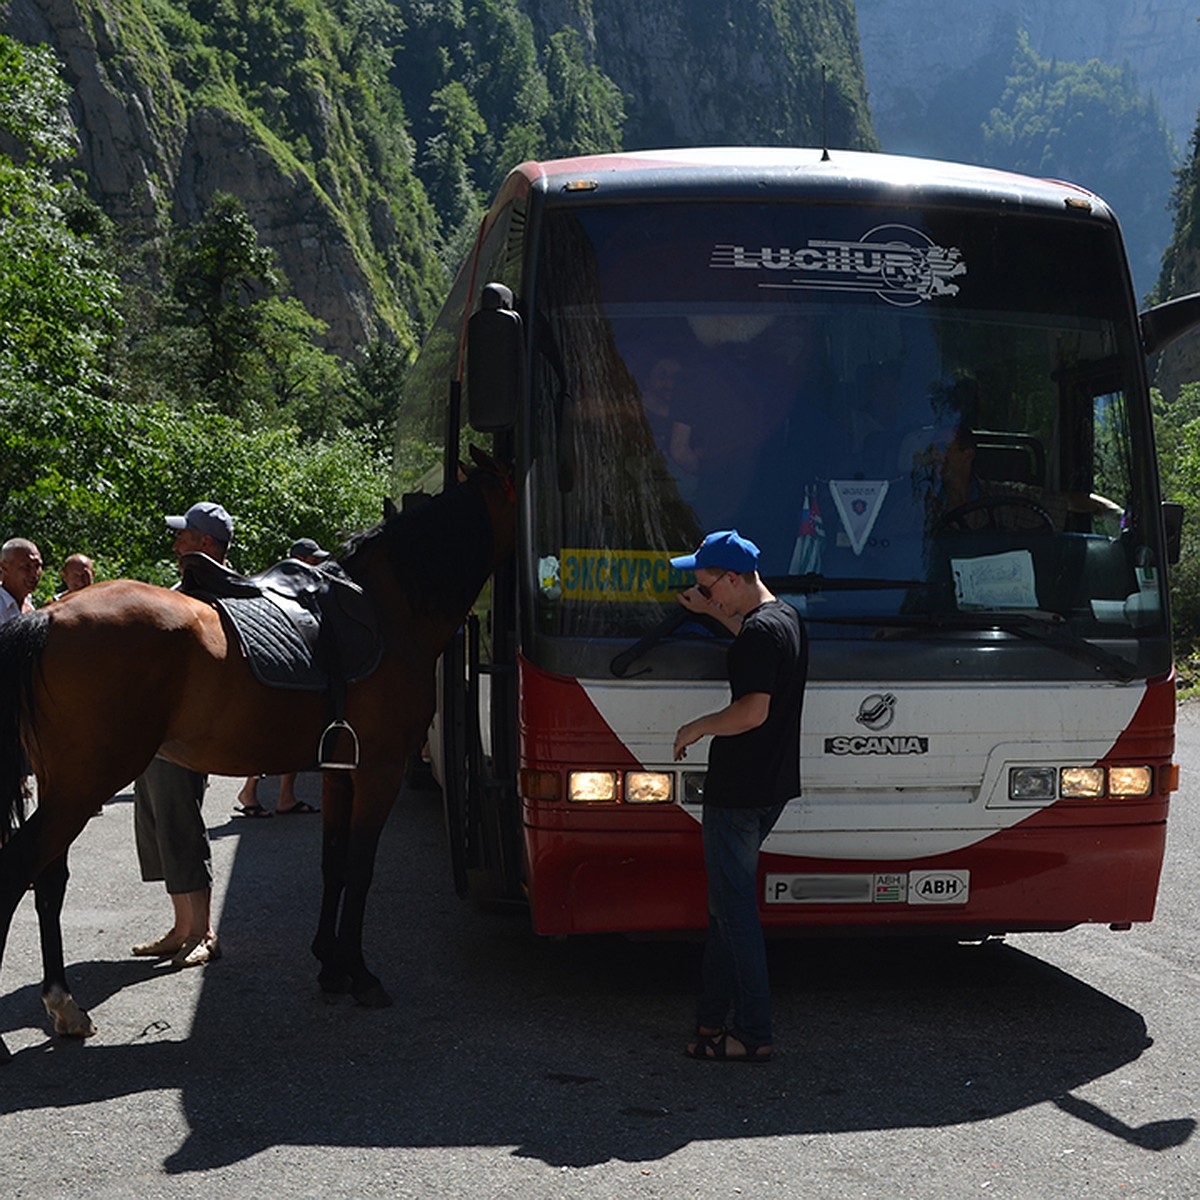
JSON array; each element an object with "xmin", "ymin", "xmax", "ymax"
[{"xmin": 673, "ymin": 692, "xmax": 770, "ymax": 760}]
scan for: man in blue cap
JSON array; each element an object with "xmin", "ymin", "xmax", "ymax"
[
  {"xmin": 130, "ymin": 500, "xmax": 234, "ymax": 968},
  {"xmin": 671, "ymin": 529, "xmax": 807, "ymax": 1063}
]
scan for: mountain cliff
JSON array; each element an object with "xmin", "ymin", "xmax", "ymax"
[
  {"xmin": 3, "ymin": 0, "xmax": 445, "ymax": 357},
  {"xmin": 856, "ymin": 0, "xmax": 1194, "ymax": 300},
  {"xmin": 0, "ymin": 0, "xmax": 874, "ymax": 358},
  {"xmin": 524, "ymin": 0, "xmax": 874, "ymax": 153}
]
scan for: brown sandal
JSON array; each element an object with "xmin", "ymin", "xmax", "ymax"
[{"xmin": 685, "ymin": 1030, "xmax": 773, "ymax": 1063}]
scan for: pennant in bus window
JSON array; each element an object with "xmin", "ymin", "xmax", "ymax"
[{"xmin": 829, "ymin": 480, "xmax": 889, "ymax": 556}]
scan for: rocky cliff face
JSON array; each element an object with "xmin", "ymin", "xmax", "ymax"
[
  {"xmin": 856, "ymin": 0, "xmax": 1193, "ymax": 300},
  {"xmin": 2, "ymin": 0, "xmax": 875, "ymax": 358},
  {"xmin": 525, "ymin": 0, "xmax": 875, "ymax": 152},
  {"xmin": 857, "ymin": 0, "xmax": 1200, "ymax": 158},
  {"xmin": 5, "ymin": 0, "xmax": 182, "ymax": 235},
  {"xmin": 2, "ymin": 0, "xmax": 430, "ymax": 356}
]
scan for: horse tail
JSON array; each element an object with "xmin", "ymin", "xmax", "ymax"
[{"xmin": 0, "ymin": 611, "xmax": 50, "ymax": 841}]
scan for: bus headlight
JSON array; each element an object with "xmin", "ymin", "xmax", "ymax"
[
  {"xmin": 625, "ymin": 771, "xmax": 672, "ymax": 803},
  {"xmin": 1060, "ymin": 766, "xmax": 1106, "ymax": 798},
  {"xmin": 1108, "ymin": 766, "xmax": 1153, "ymax": 797},
  {"xmin": 568, "ymin": 771, "xmax": 618, "ymax": 803},
  {"xmin": 682, "ymin": 772, "xmax": 706, "ymax": 806},
  {"xmin": 1009, "ymin": 766, "xmax": 1057, "ymax": 800}
]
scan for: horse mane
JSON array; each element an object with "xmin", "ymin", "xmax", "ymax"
[
  {"xmin": 340, "ymin": 475, "xmax": 495, "ymax": 618},
  {"xmin": 0, "ymin": 612, "xmax": 50, "ymax": 840}
]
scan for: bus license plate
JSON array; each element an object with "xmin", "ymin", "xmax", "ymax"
[{"xmin": 765, "ymin": 871, "xmax": 970, "ymax": 906}]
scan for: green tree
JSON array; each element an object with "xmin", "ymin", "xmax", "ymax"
[
  {"xmin": 163, "ymin": 191, "xmax": 280, "ymax": 397},
  {"xmin": 345, "ymin": 339, "xmax": 411, "ymax": 455},
  {"xmin": 0, "ymin": 36, "xmax": 122, "ymax": 392},
  {"xmin": 138, "ymin": 192, "xmax": 348, "ymax": 435},
  {"xmin": 1152, "ymin": 383, "xmax": 1200, "ymax": 677},
  {"xmin": 982, "ymin": 32, "xmax": 1174, "ymax": 297},
  {"xmin": 541, "ymin": 28, "xmax": 624, "ymax": 159},
  {"xmin": 425, "ymin": 80, "xmax": 487, "ymax": 232}
]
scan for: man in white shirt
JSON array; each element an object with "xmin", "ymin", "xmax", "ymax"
[{"xmin": 0, "ymin": 538, "xmax": 43, "ymax": 624}]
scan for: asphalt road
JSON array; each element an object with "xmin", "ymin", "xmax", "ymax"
[{"xmin": 2, "ymin": 712, "xmax": 1199, "ymax": 1199}]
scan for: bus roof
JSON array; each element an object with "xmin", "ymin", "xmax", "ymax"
[{"xmin": 494, "ymin": 147, "xmax": 1111, "ymax": 221}]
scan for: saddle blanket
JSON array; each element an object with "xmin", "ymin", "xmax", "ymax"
[{"xmin": 215, "ymin": 594, "xmax": 327, "ymax": 691}]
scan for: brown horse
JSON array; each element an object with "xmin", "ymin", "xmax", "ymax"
[{"xmin": 0, "ymin": 450, "xmax": 514, "ymax": 1063}]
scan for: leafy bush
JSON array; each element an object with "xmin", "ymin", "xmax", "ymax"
[{"xmin": 0, "ymin": 385, "xmax": 410, "ymax": 599}]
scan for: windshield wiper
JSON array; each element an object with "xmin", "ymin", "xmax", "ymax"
[
  {"xmin": 610, "ymin": 609, "xmax": 689, "ymax": 677},
  {"xmin": 819, "ymin": 609, "xmax": 1138, "ymax": 681},
  {"xmin": 766, "ymin": 574, "xmax": 949, "ymax": 594},
  {"xmin": 989, "ymin": 611, "xmax": 1139, "ymax": 682}
]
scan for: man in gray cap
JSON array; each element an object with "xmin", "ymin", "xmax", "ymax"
[
  {"xmin": 166, "ymin": 501, "xmax": 234, "ymax": 560},
  {"xmin": 130, "ymin": 500, "xmax": 233, "ymax": 967}
]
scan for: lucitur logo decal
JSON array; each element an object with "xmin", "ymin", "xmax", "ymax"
[{"xmin": 709, "ymin": 224, "xmax": 966, "ymax": 306}]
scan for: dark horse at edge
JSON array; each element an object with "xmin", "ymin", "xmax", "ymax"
[{"xmin": 0, "ymin": 450, "xmax": 514, "ymax": 1063}]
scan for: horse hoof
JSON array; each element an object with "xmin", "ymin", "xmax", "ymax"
[
  {"xmin": 318, "ymin": 970, "xmax": 352, "ymax": 998},
  {"xmin": 352, "ymin": 982, "xmax": 392, "ymax": 1009},
  {"xmin": 43, "ymin": 986, "xmax": 97, "ymax": 1039}
]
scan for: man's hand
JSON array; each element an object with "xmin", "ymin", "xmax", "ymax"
[
  {"xmin": 677, "ymin": 585, "xmax": 719, "ymax": 616},
  {"xmin": 674, "ymin": 720, "xmax": 702, "ymax": 761},
  {"xmin": 678, "ymin": 585, "xmax": 742, "ymax": 634}
]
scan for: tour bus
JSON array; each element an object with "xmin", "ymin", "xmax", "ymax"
[{"xmin": 407, "ymin": 147, "xmax": 1200, "ymax": 938}]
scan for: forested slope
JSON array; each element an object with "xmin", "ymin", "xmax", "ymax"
[
  {"xmin": 0, "ymin": 1, "xmax": 873, "ymax": 587},
  {"xmin": 1, "ymin": 0, "xmax": 874, "ymax": 355}
]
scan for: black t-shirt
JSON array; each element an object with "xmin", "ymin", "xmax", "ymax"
[{"xmin": 703, "ymin": 599, "xmax": 807, "ymax": 808}]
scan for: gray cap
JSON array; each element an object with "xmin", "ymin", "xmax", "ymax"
[
  {"xmin": 289, "ymin": 537, "xmax": 330, "ymax": 561},
  {"xmin": 166, "ymin": 501, "xmax": 234, "ymax": 545}
]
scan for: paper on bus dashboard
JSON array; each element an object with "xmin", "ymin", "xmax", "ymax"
[{"xmin": 952, "ymin": 549, "xmax": 1038, "ymax": 609}]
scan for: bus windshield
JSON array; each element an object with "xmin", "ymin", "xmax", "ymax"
[{"xmin": 527, "ymin": 200, "xmax": 1165, "ymax": 677}]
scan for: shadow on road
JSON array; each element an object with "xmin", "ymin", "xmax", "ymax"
[{"xmin": 0, "ymin": 778, "xmax": 1188, "ymax": 1170}]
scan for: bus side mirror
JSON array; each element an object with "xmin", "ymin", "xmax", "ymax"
[
  {"xmin": 1163, "ymin": 501, "xmax": 1183, "ymax": 565},
  {"xmin": 467, "ymin": 283, "xmax": 522, "ymax": 432},
  {"xmin": 1140, "ymin": 293, "xmax": 1200, "ymax": 357}
]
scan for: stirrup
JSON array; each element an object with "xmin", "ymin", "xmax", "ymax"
[{"xmin": 318, "ymin": 720, "xmax": 359, "ymax": 770}]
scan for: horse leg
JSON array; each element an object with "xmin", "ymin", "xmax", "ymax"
[
  {"xmin": 35, "ymin": 851, "xmax": 95, "ymax": 1039},
  {"xmin": 0, "ymin": 818, "xmax": 43, "ymax": 1064},
  {"xmin": 0, "ymin": 887, "xmax": 20, "ymax": 1065},
  {"xmin": 335, "ymin": 822, "xmax": 390, "ymax": 1008},
  {"xmin": 313, "ymin": 771, "xmax": 354, "ymax": 997},
  {"xmin": 332, "ymin": 763, "xmax": 408, "ymax": 1009}
]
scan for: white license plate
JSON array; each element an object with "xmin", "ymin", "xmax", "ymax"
[{"xmin": 765, "ymin": 870, "xmax": 969, "ymax": 906}]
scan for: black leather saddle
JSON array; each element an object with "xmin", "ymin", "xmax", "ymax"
[{"xmin": 179, "ymin": 552, "xmax": 383, "ymax": 767}]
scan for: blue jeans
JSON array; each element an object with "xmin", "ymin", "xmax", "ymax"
[{"xmin": 696, "ymin": 801, "xmax": 786, "ymax": 1050}]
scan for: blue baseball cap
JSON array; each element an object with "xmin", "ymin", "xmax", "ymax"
[
  {"xmin": 670, "ymin": 530, "xmax": 760, "ymax": 574},
  {"xmin": 166, "ymin": 501, "xmax": 234, "ymax": 546}
]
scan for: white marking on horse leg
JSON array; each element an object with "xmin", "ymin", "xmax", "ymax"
[{"xmin": 43, "ymin": 984, "xmax": 97, "ymax": 1038}]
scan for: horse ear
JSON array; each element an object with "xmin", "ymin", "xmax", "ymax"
[
  {"xmin": 468, "ymin": 444, "xmax": 506, "ymax": 473},
  {"xmin": 383, "ymin": 496, "xmax": 398, "ymax": 520}
]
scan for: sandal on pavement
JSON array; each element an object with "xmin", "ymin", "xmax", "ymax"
[
  {"xmin": 234, "ymin": 803, "xmax": 272, "ymax": 818},
  {"xmin": 172, "ymin": 935, "xmax": 221, "ymax": 968},
  {"xmin": 685, "ymin": 1030, "xmax": 773, "ymax": 1063},
  {"xmin": 275, "ymin": 801, "xmax": 319, "ymax": 815},
  {"xmin": 131, "ymin": 932, "xmax": 185, "ymax": 958}
]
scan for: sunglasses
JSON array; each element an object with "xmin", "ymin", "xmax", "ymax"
[{"xmin": 696, "ymin": 573, "xmax": 728, "ymax": 600}]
